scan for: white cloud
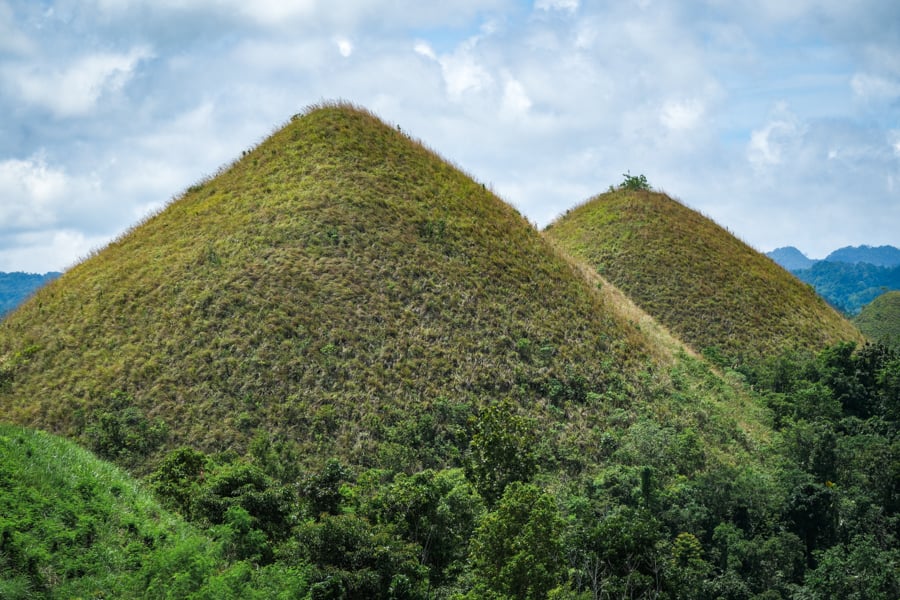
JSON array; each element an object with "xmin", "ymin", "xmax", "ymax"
[
  {"xmin": 414, "ymin": 41, "xmax": 437, "ymax": 60},
  {"xmin": 229, "ymin": 38, "xmax": 331, "ymax": 73},
  {"xmin": 891, "ymin": 131, "xmax": 900, "ymax": 158},
  {"xmin": 535, "ymin": 0, "xmax": 579, "ymax": 12},
  {"xmin": 5, "ymin": 46, "xmax": 152, "ymax": 116},
  {"xmin": 500, "ymin": 76, "xmax": 532, "ymax": 118},
  {"xmin": 335, "ymin": 36, "xmax": 354, "ymax": 58},
  {"xmin": 851, "ymin": 72, "xmax": 900, "ymax": 101},
  {"xmin": 0, "ymin": 1, "xmax": 32, "ymax": 54},
  {"xmin": 747, "ymin": 107, "xmax": 802, "ymax": 168},
  {"xmin": 659, "ymin": 98, "xmax": 705, "ymax": 132},
  {"xmin": 235, "ymin": 0, "xmax": 317, "ymax": 26},
  {"xmin": 439, "ymin": 49, "xmax": 494, "ymax": 100},
  {"xmin": 0, "ymin": 230, "xmax": 111, "ymax": 273},
  {"xmin": 0, "ymin": 157, "xmax": 69, "ymax": 228}
]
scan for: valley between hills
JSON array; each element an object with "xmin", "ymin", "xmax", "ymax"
[{"xmin": 0, "ymin": 104, "xmax": 897, "ymax": 599}]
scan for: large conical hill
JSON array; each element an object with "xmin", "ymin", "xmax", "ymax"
[
  {"xmin": 0, "ymin": 104, "xmax": 693, "ymax": 472},
  {"xmin": 545, "ymin": 189, "xmax": 864, "ymax": 362}
]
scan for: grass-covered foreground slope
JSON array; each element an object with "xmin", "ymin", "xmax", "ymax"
[
  {"xmin": 1, "ymin": 103, "xmax": 756, "ymax": 474},
  {"xmin": 545, "ymin": 189, "xmax": 863, "ymax": 362},
  {"xmin": 855, "ymin": 291, "xmax": 900, "ymax": 348},
  {"xmin": 0, "ymin": 424, "xmax": 305, "ymax": 599}
]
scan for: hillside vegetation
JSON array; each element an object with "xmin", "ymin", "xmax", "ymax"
[
  {"xmin": 0, "ymin": 104, "xmax": 758, "ymax": 474},
  {"xmin": 545, "ymin": 188, "xmax": 863, "ymax": 363},
  {"xmin": 855, "ymin": 291, "xmax": 900, "ymax": 348},
  {"xmin": 0, "ymin": 424, "xmax": 305, "ymax": 598},
  {"xmin": 2, "ymin": 105, "xmax": 895, "ymax": 598}
]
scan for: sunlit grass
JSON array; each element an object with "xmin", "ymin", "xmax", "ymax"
[
  {"xmin": 545, "ymin": 189, "xmax": 864, "ymax": 363},
  {"xmin": 0, "ymin": 103, "xmax": 776, "ymax": 483}
]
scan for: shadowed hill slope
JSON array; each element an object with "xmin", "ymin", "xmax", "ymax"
[
  {"xmin": 545, "ymin": 189, "xmax": 863, "ymax": 362},
  {"xmin": 855, "ymin": 291, "xmax": 900, "ymax": 348},
  {"xmin": 2, "ymin": 104, "xmax": 755, "ymax": 474}
]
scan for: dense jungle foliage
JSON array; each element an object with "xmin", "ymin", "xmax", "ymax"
[{"xmin": 791, "ymin": 261, "xmax": 900, "ymax": 315}]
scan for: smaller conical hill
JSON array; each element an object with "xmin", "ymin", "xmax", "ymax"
[
  {"xmin": 854, "ymin": 291, "xmax": 900, "ymax": 349},
  {"xmin": 545, "ymin": 189, "xmax": 863, "ymax": 362}
]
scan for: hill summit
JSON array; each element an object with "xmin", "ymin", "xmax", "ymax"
[
  {"xmin": 0, "ymin": 103, "xmax": 696, "ymax": 472},
  {"xmin": 545, "ymin": 188, "xmax": 863, "ymax": 362},
  {"xmin": 766, "ymin": 246, "xmax": 816, "ymax": 271}
]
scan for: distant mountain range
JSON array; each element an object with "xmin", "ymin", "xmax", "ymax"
[
  {"xmin": 768, "ymin": 244, "xmax": 900, "ymax": 269},
  {"xmin": 767, "ymin": 245, "xmax": 900, "ymax": 315},
  {"xmin": 0, "ymin": 271, "xmax": 60, "ymax": 317}
]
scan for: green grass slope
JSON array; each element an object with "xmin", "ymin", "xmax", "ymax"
[
  {"xmin": 545, "ymin": 189, "xmax": 863, "ymax": 362},
  {"xmin": 854, "ymin": 290, "xmax": 900, "ymax": 348},
  {"xmin": 0, "ymin": 424, "xmax": 305, "ymax": 598},
  {"xmin": 2, "ymin": 103, "xmax": 757, "ymax": 475}
]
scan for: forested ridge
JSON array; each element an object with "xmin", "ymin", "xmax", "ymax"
[
  {"xmin": 0, "ymin": 105, "xmax": 895, "ymax": 598},
  {"xmin": 791, "ymin": 262, "xmax": 900, "ymax": 315}
]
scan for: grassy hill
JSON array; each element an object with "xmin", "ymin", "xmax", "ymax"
[
  {"xmin": 1, "ymin": 105, "xmax": 895, "ymax": 598},
  {"xmin": 854, "ymin": 290, "xmax": 900, "ymax": 348},
  {"xmin": 0, "ymin": 104, "xmax": 763, "ymax": 476},
  {"xmin": 0, "ymin": 423, "xmax": 306, "ymax": 598},
  {"xmin": 545, "ymin": 188, "xmax": 863, "ymax": 363}
]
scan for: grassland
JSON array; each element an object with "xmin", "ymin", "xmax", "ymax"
[
  {"xmin": 545, "ymin": 189, "xmax": 863, "ymax": 363},
  {"xmin": 0, "ymin": 104, "xmax": 769, "ymax": 477},
  {"xmin": 0, "ymin": 423, "xmax": 309, "ymax": 598},
  {"xmin": 854, "ymin": 290, "xmax": 900, "ymax": 348}
]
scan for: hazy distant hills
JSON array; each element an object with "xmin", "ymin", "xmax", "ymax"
[
  {"xmin": 767, "ymin": 245, "xmax": 900, "ymax": 314},
  {"xmin": 766, "ymin": 246, "xmax": 817, "ymax": 271},
  {"xmin": 768, "ymin": 244, "xmax": 900, "ymax": 269},
  {"xmin": 0, "ymin": 271, "xmax": 60, "ymax": 316},
  {"xmin": 826, "ymin": 244, "xmax": 900, "ymax": 266}
]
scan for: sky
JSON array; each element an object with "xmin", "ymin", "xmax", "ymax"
[{"xmin": 1, "ymin": 0, "xmax": 899, "ymax": 273}]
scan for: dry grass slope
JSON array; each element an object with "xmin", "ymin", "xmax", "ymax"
[
  {"xmin": 854, "ymin": 290, "xmax": 900, "ymax": 348},
  {"xmin": 0, "ymin": 104, "xmax": 773, "ymax": 478},
  {"xmin": 545, "ymin": 189, "xmax": 863, "ymax": 362},
  {"xmin": 0, "ymin": 104, "xmax": 645, "ymax": 467}
]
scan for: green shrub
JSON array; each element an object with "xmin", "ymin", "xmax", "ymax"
[{"xmin": 618, "ymin": 172, "xmax": 650, "ymax": 191}]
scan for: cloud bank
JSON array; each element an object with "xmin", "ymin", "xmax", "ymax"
[{"xmin": 1, "ymin": 0, "xmax": 898, "ymax": 271}]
